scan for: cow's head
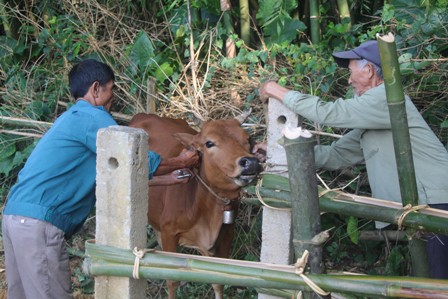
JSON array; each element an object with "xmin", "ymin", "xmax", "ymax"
[{"xmin": 174, "ymin": 111, "xmax": 261, "ymax": 191}]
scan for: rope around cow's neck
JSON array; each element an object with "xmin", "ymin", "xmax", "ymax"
[{"xmin": 192, "ymin": 168, "xmax": 231, "ymax": 205}]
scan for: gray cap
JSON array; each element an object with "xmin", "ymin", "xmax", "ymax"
[{"xmin": 332, "ymin": 40, "xmax": 381, "ymax": 68}]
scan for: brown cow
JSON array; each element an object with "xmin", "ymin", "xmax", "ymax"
[{"xmin": 129, "ymin": 111, "xmax": 261, "ymax": 299}]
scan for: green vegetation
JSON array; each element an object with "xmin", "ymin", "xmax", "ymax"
[{"xmin": 1, "ymin": 0, "xmax": 447, "ymax": 298}]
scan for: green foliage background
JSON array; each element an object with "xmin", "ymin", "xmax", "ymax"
[{"xmin": 0, "ymin": 0, "xmax": 447, "ymax": 297}]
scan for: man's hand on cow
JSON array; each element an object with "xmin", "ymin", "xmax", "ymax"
[
  {"xmin": 175, "ymin": 168, "xmax": 193, "ymax": 179},
  {"xmin": 178, "ymin": 148, "xmax": 199, "ymax": 168},
  {"xmin": 252, "ymin": 142, "xmax": 267, "ymax": 163},
  {"xmin": 148, "ymin": 168, "xmax": 193, "ymax": 186},
  {"xmin": 174, "ymin": 168, "xmax": 193, "ymax": 182},
  {"xmin": 153, "ymin": 147, "xmax": 199, "ymax": 176}
]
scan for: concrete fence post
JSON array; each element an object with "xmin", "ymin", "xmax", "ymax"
[
  {"xmin": 258, "ymin": 100, "xmax": 299, "ymax": 299},
  {"xmin": 95, "ymin": 126, "xmax": 149, "ymax": 299}
]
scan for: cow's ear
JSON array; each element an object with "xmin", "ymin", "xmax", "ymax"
[{"xmin": 173, "ymin": 132, "xmax": 196, "ymax": 148}]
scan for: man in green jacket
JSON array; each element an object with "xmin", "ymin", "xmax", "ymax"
[{"xmin": 254, "ymin": 40, "xmax": 448, "ymax": 279}]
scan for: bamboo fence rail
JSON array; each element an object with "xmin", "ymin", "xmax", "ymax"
[
  {"xmin": 244, "ymin": 174, "xmax": 448, "ymax": 235},
  {"xmin": 84, "ymin": 241, "xmax": 448, "ymax": 298}
]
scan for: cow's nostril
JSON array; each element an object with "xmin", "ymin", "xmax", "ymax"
[
  {"xmin": 239, "ymin": 157, "xmax": 261, "ymax": 174},
  {"xmin": 239, "ymin": 157, "xmax": 249, "ymax": 168}
]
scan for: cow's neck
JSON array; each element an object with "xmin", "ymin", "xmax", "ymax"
[
  {"xmin": 193, "ymin": 166, "xmax": 239, "ymax": 226},
  {"xmin": 193, "ymin": 168, "xmax": 240, "ymax": 205}
]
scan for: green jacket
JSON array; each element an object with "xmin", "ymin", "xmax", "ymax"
[{"xmin": 283, "ymin": 84, "xmax": 448, "ymax": 206}]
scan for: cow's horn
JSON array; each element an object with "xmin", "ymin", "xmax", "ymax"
[
  {"xmin": 235, "ymin": 108, "xmax": 252, "ymax": 124},
  {"xmin": 191, "ymin": 113, "xmax": 204, "ymax": 128}
]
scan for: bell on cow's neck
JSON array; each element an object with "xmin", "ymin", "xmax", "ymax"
[{"xmin": 223, "ymin": 210, "xmax": 235, "ymax": 224}]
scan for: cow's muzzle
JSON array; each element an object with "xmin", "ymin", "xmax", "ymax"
[{"xmin": 235, "ymin": 156, "xmax": 261, "ymax": 186}]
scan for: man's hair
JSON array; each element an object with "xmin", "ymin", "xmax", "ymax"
[
  {"xmin": 357, "ymin": 59, "xmax": 383, "ymax": 80},
  {"xmin": 68, "ymin": 59, "xmax": 115, "ymax": 99}
]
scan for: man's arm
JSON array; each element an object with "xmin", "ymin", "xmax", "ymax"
[
  {"xmin": 259, "ymin": 81, "xmax": 290, "ymax": 103},
  {"xmin": 315, "ymin": 129, "xmax": 365, "ymax": 170},
  {"xmin": 153, "ymin": 148, "xmax": 199, "ymax": 176},
  {"xmin": 148, "ymin": 169, "xmax": 193, "ymax": 186}
]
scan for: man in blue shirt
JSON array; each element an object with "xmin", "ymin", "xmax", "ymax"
[{"xmin": 1, "ymin": 59, "xmax": 198, "ymax": 299}]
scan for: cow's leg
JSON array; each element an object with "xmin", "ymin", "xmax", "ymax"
[
  {"xmin": 213, "ymin": 223, "xmax": 235, "ymax": 258},
  {"xmin": 212, "ymin": 284, "xmax": 224, "ymax": 299},
  {"xmin": 197, "ymin": 249, "xmax": 224, "ymax": 299},
  {"xmin": 160, "ymin": 233, "xmax": 180, "ymax": 299},
  {"xmin": 211, "ymin": 221, "xmax": 237, "ymax": 299},
  {"xmin": 210, "ymin": 201, "xmax": 239, "ymax": 299},
  {"xmin": 214, "ymin": 201, "xmax": 239, "ymax": 259},
  {"xmin": 167, "ymin": 280, "xmax": 179, "ymax": 299}
]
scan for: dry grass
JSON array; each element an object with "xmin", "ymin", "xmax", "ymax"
[
  {"xmin": 0, "ymin": 0, "xmax": 267, "ymax": 126},
  {"xmin": 65, "ymin": 1, "xmax": 267, "ymax": 124}
]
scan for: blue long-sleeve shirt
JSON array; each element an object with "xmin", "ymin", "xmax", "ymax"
[{"xmin": 4, "ymin": 100, "xmax": 160, "ymax": 237}]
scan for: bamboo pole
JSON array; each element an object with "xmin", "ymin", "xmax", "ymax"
[
  {"xmin": 186, "ymin": 0, "xmax": 199, "ymax": 100},
  {"xmin": 0, "ymin": 116, "xmax": 51, "ymax": 137},
  {"xmin": 256, "ymin": 288, "xmax": 295, "ymax": 298},
  {"xmin": 84, "ymin": 241, "xmax": 448, "ymax": 298},
  {"xmin": 0, "ymin": 110, "xmax": 132, "ymax": 136},
  {"xmin": 282, "ymin": 135, "xmax": 324, "ymax": 299},
  {"xmin": 377, "ymin": 33, "xmax": 419, "ymax": 209},
  {"xmin": 56, "ymin": 101, "xmax": 132, "ymax": 122},
  {"xmin": 377, "ymin": 32, "xmax": 429, "ymax": 277},
  {"xmin": 221, "ymin": 0, "xmax": 236, "ymax": 58},
  {"xmin": 146, "ymin": 77, "xmax": 157, "ymax": 113},
  {"xmin": 0, "ymin": 116, "xmax": 53, "ymax": 129},
  {"xmin": 358, "ymin": 230, "xmax": 407, "ymax": 242},
  {"xmin": 282, "ymin": 136, "xmax": 323, "ymax": 268},
  {"xmin": 0, "ymin": 129, "xmax": 43, "ymax": 138},
  {"xmin": 309, "ymin": 0, "xmax": 320, "ymax": 44},
  {"xmin": 239, "ymin": 0, "xmax": 250, "ymax": 46},
  {"xmin": 243, "ymin": 174, "xmax": 448, "ymax": 235},
  {"xmin": 0, "ymin": 0, "xmax": 12, "ymax": 38},
  {"xmin": 336, "ymin": 0, "xmax": 351, "ymax": 28},
  {"xmin": 249, "ymin": 174, "xmax": 448, "ymax": 219}
]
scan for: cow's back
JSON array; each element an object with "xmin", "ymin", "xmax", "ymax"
[
  {"xmin": 129, "ymin": 113, "xmax": 197, "ymax": 159},
  {"xmin": 129, "ymin": 113, "xmax": 198, "ymax": 232}
]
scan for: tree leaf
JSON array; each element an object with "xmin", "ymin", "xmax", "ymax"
[
  {"xmin": 130, "ymin": 31, "xmax": 155, "ymax": 70},
  {"xmin": 346, "ymin": 216, "xmax": 359, "ymax": 244},
  {"xmin": 154, "ymin": 62, "xmax": 174, "ymax": 83},
  {"xmin": 0, "ymin": 159, "xmax": 13, "ymax": 176},
  {"xmin": 262, "ymin": 18, "xmax": 306, "ymax": 46},
  {"xmin": 0, "ymin": 142, "xmax": 16, "ymax": 162}
]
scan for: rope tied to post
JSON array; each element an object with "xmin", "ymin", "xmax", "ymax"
[
  {"xmin": 132, "ymin": 247, "xmax": 155, "ymax": 279},
  {"xmin": 317, "ymin": 173, "xmax": 360, "ymax": 198},
  {"xmin": 255, "ymin": 177, "xmax": 291, "ymax": 211},
  {"xmin": 397, "ymin": 204, "xmax": 429, "ymax": 230},
  {"xmin": 294, "ymin": 250, "xmax": 330, "ymax": 298}
]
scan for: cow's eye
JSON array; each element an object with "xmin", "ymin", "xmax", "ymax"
[{"xmin": 205, "ymin": 141, "xmax": 215, "ymax": 148}]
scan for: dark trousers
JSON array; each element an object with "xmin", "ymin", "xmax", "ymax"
[{"xmin": 427, "ymin": 204, "xmax": 448, "ymax": 279}]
